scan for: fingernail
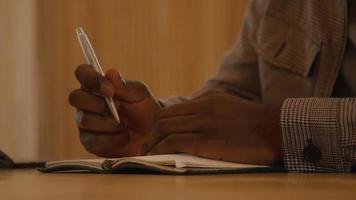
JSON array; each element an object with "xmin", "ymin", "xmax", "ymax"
[
  {"xmin": 117, "ymin": 72, "xmax": 128, "ymax": 87},
  {"xmin": 117, "ymin": 71, "xmax": 122, "ymax": 79},
  {"xmin": 122, "ymin": 78, "xmax": 128, "ymax": 87},
  {"xmin": 76, "ymin": 110, "xmax": 84, "ymax": 125}
]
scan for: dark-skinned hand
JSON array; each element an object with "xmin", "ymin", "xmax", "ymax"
[
  {"xmin": 68, "ymin": 64, "xmax": 160, "ymax": 157},
  {"xmin": 141, "ymin": 91, "xmax": 283, "ymax": 166},
  {"xmin": 69, "ymin": 65, "xmax": 283, "ymax": 166}
]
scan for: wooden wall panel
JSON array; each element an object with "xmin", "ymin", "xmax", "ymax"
[
  {"xmin": 35, "ymin": 0, "xmax": 249, "ymax": 160},
  {"xmin": 0, "ymin": 0, "xmax": 38, "ymax": 162}
]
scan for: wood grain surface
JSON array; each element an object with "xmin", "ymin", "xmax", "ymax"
[{"xmin": 1, "ymin": 169, "xmax": 356, "ymax": 200}]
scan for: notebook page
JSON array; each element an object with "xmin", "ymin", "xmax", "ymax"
[
  {"xmin": 129, "ymin": 154, "xmax": 267, "ymax": 169},
  {"xmin": 46, "ymin": 158, "xmax": 106, "ymax": 169},
  {"xmin": 126, "ymin": 154, "xmax": 177, "ymax": 166},
  {"xmin": 172, "ymin": 154, "xmax": 267, "ymax": 168}
]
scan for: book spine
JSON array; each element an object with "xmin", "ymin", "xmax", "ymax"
[{"xmin": 102, "ymin": 160, "xmax": 113, "ymax": 170}]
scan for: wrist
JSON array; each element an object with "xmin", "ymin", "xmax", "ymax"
[{"xmin": 262, "ymin": 104, "xmax": 284, "ymax": 166}]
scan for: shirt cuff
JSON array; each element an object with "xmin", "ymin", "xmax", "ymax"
[{"xmin": 280, "ymin": 98, "xmax": 355, "ymax": 172}]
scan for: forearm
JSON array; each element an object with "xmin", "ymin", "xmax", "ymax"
[{"xmin": 158, "ymin": 80, "xmax": 260, "ymax": 107}]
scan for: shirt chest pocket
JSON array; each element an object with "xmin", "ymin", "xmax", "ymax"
[{"xmin": 254, "ymin": 13, "xmax": 321, "ymax": 78}]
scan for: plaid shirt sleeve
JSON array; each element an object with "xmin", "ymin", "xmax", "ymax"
[{"xmin": 281, "ymin": 98, "xmax": 356, "ymax": 172}]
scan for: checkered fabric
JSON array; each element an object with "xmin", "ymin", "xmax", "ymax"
[
  {"xmin": 281, "ymin": 98, "xmax": 356, "ymax": 172},
  {"xmin": 162, "ymin": 1, "xmax": 355, "ymax": 172}
]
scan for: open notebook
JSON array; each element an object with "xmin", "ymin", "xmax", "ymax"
[{"xmin": 39, "ymin": 154, "xmax": 283, "ymax": 174}]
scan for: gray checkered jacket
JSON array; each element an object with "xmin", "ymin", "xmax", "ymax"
[{"xmin": 165, "ymin": 0, "xmax": 356, "ymax": 172}]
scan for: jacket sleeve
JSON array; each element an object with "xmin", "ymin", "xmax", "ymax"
[
  {"xmin": 281, "ymin": 98, "xmax": 356, "ymax": 172},
  {"xmin": 161, "ymin": 0, "xmax": 267, "ymax": 106}
]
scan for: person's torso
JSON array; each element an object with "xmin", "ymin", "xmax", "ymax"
[
  {"xmin": 252, "ymin": 0, "xmax": 355, "ymax": 104},
  {"xmin": 333, "ymin": 0, "xmax": 356, "ymax": 97}
]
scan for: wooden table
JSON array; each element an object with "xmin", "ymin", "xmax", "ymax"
[{"xmin": 1, "ymin": 169, "xmax": 356, "ymax": 200}]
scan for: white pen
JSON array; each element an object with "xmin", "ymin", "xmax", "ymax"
[{"xmin": 75, "ymin": 27, "xmax": 120, "ymax": 124}]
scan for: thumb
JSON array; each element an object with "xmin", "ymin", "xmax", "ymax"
[{"xmin": 104, "ymin": 69, "xmax": 150, "ymax": 102}]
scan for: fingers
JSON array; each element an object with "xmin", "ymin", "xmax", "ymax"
[
  {"xmin": 105, "ymin": 69, "xmax": 150, "ymax": 102},
  {"xmin": 105, "ymin": 69, "xmax": 127, "ymax": 95},
  {"xmin": 75, "ymin": 64, "xmax": 114, "ymax": 96},
  {"xmin": 68, "ymin": 89, "xmax": 120, "ymax": 114},
  {"xmin": 141, "ymin": 115, "xmax": 205, "ymax": 154},
  {"xmin": 147, "ymin": 133, "xmax": 203, "ymax": 155},
  {"xmin": 152, "ymin": 115, "xmax": 203, "ymax": 145},
  {"xmin": 156, "ymin": 101, "xmax": 200, "ymax": 119},
  {"xmin": 74, "ymin": 65, "xmax": 150, "ymax": 102},
  {"xmin": 79, "ymin": 130, "xmax": 129, "ymax": 157},
  {"xmin": 155, "ymin": 115, "xmax": 205, "ymax": 134},
  {"xmin": 140, "ymin": 101, "xmax": 207, "ymax": 154},
  {"xmin": 77, "ymin": 110, "xmax": 125, "ymax": 133}
]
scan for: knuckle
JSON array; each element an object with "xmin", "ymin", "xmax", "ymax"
[
  {"xmin": 85, "ymin": 75, "xmax": 104, "ymax": 92},
  {"xmin": 75, "ymin": 64, "xmax": 90, "ymax": 78},
  {"xmin": 75, "ymin": 64, "xmax": 104, "ymax": 92},
  {"xmin": 90, "ymin": 74, "xmax": 104, "ymax": 86},
  {"xmin": 68, "ymin": 89, "xmax": 82, "ymax": 106},
  {"xmin": 105, "ymin": 69, "xmax": 119, "ymax": 83}
]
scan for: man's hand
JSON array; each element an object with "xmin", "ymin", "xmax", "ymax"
[
  {"xmin": 142, "ymin": 91, "xmax": 283, "ymax": 166},
  {"xmin": 68, "ymin": 64, "xmax": 160, "ymax": 157}
]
